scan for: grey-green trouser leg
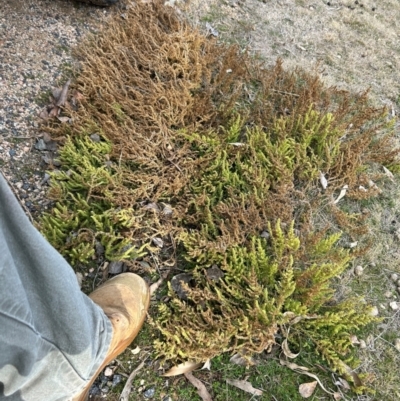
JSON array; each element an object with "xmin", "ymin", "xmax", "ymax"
[{"xmin": 0, "ymin": 173, "xmax": 112, "ymax": 401}]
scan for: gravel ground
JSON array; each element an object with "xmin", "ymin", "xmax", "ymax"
[{"xmin": 0, "ymin": 0, "xmax": 112, "ymax": 217}]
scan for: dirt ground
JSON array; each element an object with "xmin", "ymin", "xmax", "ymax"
[{"xmin": 1, "ymin": 0, "xmax": 399, "ymax": 400}]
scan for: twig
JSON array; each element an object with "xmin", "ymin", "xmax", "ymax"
[
  {"xmin": 270, "ymin": 88, "xmax": 300, "ymax": 97},
  {"xmin": 119, "ymin": 360, "xmax": 146, "ymax": 401},
  {"xmin": 0, "ymin": 170, "xmax": 34, "ymax": 224}
]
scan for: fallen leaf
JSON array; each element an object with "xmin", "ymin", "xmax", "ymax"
[
  {"xmin": 333, "ymin": 185, "xmax": 348, "ymax": 204},
  {"xmin": 48, "ymin": 106, "xmax": 60, "ymax": 118},
  {"xmin": 350, "ymin": 335, "xmax": 360, "ymax": 345},
  {"xmin": 202, "ymin": 359, "xmax": 211, "ymax": 370},
  {"xmin": 39, "ymin": 109, "xmax": 49, "ymax": 119},
  {"xmin": 163, "ymin": 361, "xmax": 203, "ymax": 377},
  {"xmin": 299, "ymin": 381, "xmax": 317, "ymax": 398},
  {"xmin": 333, "ymin": 392, "xmax": 342, "ymax": 400},
  {"xmin": 319, "ymin": 171, "xmax": 328, "ymax": 189},
  {"xmin": 226, "ymin": 379, "xmax": 263, "ymax": 396},
  {"xmin": 184, "ymin": 372, "xmax": 213, "ymax": 401},
  {"xmin": 341, "ymin": 363, "xmax": 363, "ymax": 387},
  {"xmin": 280, "ymin": 359, "xmax": 335, "ymax": 396},
  {"xmin": 282, "ymin": 339, "xmax": 299, "ymax": 358},
  {"xmin": 383, "ymin": 166, "xmax": 394, "ymax": 181},
  {"xmin": 229, "ymin": 353, "xmax": 254, "ymax": 366},
  {"xmin": 152, "ymin": 237, "xmax": 163, "ymax": 247},
  {"xmin": 336, "ymin": 377, "xmax": 351, "ymax": 390},
  {"xmin": 143, "ymin": 202, "xmax": 160, "ymax": 212},
  {"xmin": 131, "ymin": 346, "xmax": 141, "ymax": 355},
  {"xmin": 56, "ymin": 79, "xmax": 71, "ymax": 107},
  {"xmin": 57, "ymin": 116, "xmax": 70, "ymax": 123}
]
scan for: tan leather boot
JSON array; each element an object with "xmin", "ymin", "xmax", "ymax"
[{"xmin": 72, "ymin": 273, "xmax": 150, "ymax": 401}]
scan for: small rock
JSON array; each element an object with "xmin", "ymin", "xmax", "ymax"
[
  {"xmin": 395, "ymin": 338, "xmax": 400, "ymax": 352},
  {"xmin": 369, "ymin": 306, "xmax": 379, "ymax": 316},
  {"xmin": 384, "ymin": 291, "xmax": 393, "ymax": 298},
  {"xmin": 206, "ymin": 265, "xmax": 224, "ymax": 281},
  {"xmin": 354, "ymin": 265, "xmax": 364, "ymax": 276},
  {"xmin": 40, "ymin": 173, "xmax": 51, "ymax": 185},
  {"xmin": 109, "ymin": 261, "xmax": 125, "ymax": 274},
  {"xmin": 152, "ymin": 237, "xmax": 163, "ymax": 248},
  {"xmin": 90, "ymin": 133, "xmax": 101, "ymax": 142},
  {"xmin": 101, "ymin": 386, "xmax": 110, "ymax": 394},
  {"xmin": 112, "ymin": 374, "xmax": 122, "ymax": 387},
  {"xmin": 104, "ymin": 367, "xmax": 113, "ymax": 377},
  {"xmin": 389, "ymin": 302, "xmax": 399, "ymax": 311},
  {"xmin": 397, "ymin": 279, "xmax": 400, "ymax": 287},
  {"xmin": 260, "ymin": 230, "xmax": 270, "ymax": 239},
  {"xmin": 9, "ymin": 149, "xmax": 16, "ymax": 157},
  {"xmin": 391, "ymin": 273, "xmax": 399, "ymax": 282},
  {"xmin": 163, "ymin": 397, "xmax": 172, "ymax": 401},
  {"xmin": 89, "ymin": 385, "xmax": 101, "ymax": 397},
  {"xmin": 34, "ymin": 139, "xmax": 47, "ymax": 151},
  {"xmin": 143, "ymin": 387, "xmax": 155, "ymax": 398}
]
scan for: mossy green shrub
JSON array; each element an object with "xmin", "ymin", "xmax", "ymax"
[{"xmin": 38, "ymin": 0, "xmax": 400, "ymax": 392}]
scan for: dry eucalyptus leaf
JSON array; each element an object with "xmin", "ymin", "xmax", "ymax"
[
  {"xmin": 350, "ymin": 335, "xmax": 360, "ymax": 345},
  {"xmin": 202, "ymin": 359, "xmax": 211, "ymax": 370},
  {"xmin": 383, "ymin": 166, "xmax": 394, "ymax": 181},
  {"xmin": 152, "ymin": 237, "xmax": 163, "ymax": 248},
  {"xmin": 282, "ymin": 339, "xmax": 299, "ymax": 358},
  {"xmin": 319, "ymin": 171, "xmax": 328, "ymax": 189},
  {"xmin": 341, "ymin": 363, "xmax": 362, "ymax": 387},
  {"xmin": 299, "ymin": 381, "xmax": 317, "ymax": 398},
  {"xmin": 226, "ymin": 379, "xmax": 263, "ymax": 396},
  {"xmin": 163, "ymin": 361, "xmax": 203, "ymax": 377},
  {"xmin": 337, "ymin": 377, "xmax": 351, "ymax": 390},
  {"xmin": 333, "ymin": 185, "xmax": 348, "ymax": 204},
  {"xmin": 184, "ymin": 372, "xmax": 213, "ymax": 401},
  {"xmin": 131, "ymin": 346, "xmax": 141, "ymax": 355},
  {"xmin": 143, "ymin": 202, "xmax": 160, "ymax": 212},
  {"xmin": 229, "ymin": 353, "xmax": 255, "ymax": 366},
  {"xmin": 279, "ymin": 360, "xmax": 310, "ymax": 371},
  {"xmin": 55, "ymin": 79, "xmax": 71, "ymax": 107},
  {"xmin": 57, "ymin": 116, "xmax": 70, "ymax": 123}
]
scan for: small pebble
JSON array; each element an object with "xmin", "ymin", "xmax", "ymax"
[
  {"xmin": 90, "ymin": 133, "xmax": 101, "ymax": 142},
  {"xmin": 143, "ymin": 388, "xmax": 155, "ymax": 398},
  {"xmin": 384, "ymin": 291, "xmax": 392, "ymax": 298},
  {"xmin": 101, "ymin": 386, "xmax": 109, "ymax": 394},
  {"xmin": 112, "ymin": 374, "xmax": 122, "ymax": 387},
  {"xmin": 354, "ymin": 265, "xmax": 364, "ymax": 276},
  {"xmin": 389, "ymin": 302, "xmax": 399, "ymax": 311},
  {"xmin": 391, "ymin": 273, "xmax": 399, "ymax": 282},
  {"xmin": 9, "ymin": 149, "xmax": 17, "ymax": 157},
  {"xmin": 104, "ymin": 367, "xmax": 113, "ymax": 377}
]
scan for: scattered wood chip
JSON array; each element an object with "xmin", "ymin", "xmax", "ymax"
[
  {"xmin": 299, "ymin": 381, "xmax": 317, "ymax": 398},
  {"xmin": 163, "ymin": 361, "xmax": 203, "ymax": 377},
  {"xmin": 226, "ymin": 379, "xmax": 263, "ymax": 396},
  {"xmin": 184, "ymin": 372, "xmax": 213, "ymax": 401}
]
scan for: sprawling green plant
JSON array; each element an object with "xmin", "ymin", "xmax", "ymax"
[
  {"xmin": 39, "ymin": 134, "xmax": 146, "ymax": 265},
  {"xmin": 38, "ymin": 1, "xmax": 400, "ymax": 393}
]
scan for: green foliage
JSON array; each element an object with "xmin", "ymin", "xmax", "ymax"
[{"xmin": 39, "ymin": 135, "xmax": 146, "ymax": 265}]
